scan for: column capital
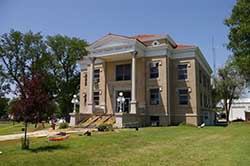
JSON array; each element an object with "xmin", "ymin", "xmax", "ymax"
[{"xmin": 132, "ymin": 51, "xmax": 138, "ymax": 57}]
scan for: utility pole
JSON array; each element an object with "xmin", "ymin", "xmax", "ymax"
[
  {"xmin": 212, "ymin": 36, "xmax": 216, "ymax": 76},
  {"xmin": 211, "ymin": 36, "xmax": 217, "ymax": 89}
]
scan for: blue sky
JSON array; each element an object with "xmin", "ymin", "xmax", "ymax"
[{"xmin": 0, "ymin": 0, "xmax": 235, "ymax": 71}]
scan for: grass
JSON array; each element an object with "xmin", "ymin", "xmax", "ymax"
[
  {"xmin": 0, "ymin": 122, "xmax": 50, "ymax": 135},
  {"xmin": 0, "ymin": 123, "xmax": 250, "ymax": 166}
]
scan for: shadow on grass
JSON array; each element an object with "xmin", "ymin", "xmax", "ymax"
[{"xmin": 30, "ymin": 145, "xmax": 68, "ymax": 153}]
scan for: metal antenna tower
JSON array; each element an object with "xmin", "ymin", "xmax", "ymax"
[{"xmin": 212, "ymin": 36, "xmax": 216, "ymax": 76}]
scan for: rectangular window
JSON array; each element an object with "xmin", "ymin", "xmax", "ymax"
[
  {"xmin": 178, "ymin": 89, "xmax": 188, "ymax": 105},
  {"xmin": 204, "ymin": 95, "xmax": 207, "ymax": 108},
  {"xmin": 84, "ymin": 94, "xmax": 87, "ymax": 106},
  {"xmin": 94, "ymin": 69, "xmax": 100, "ymax": 83},
  {"xmin": 94, "ymin": 92, "xmax": 99, "ymax": 105},
  {"xmin": 178, "ymin": 64, "xmax": 188, "ymax": 80},
  {"xmin": 203, "ymin": 75, "xmax": 206, "ymax": 87},
  {"xmin": 150, "ymin": 88, "xmax": 160, "ymax": 105},
  {"xmin": 207, "ymin": 78, "xmax": 210, "ymax": 90},
  {"xmin": 199, "ymin": 70, "xmax": 202, "ymax": 84},
  {"xmin": 207, "ymin": 95, "xmax": 210, "ymax": 108},
  {"xmin": 150, "ymin": 62, "xmax": 159, "ymax": 79},
  {"xmin": 200, "ymin": 93, "xmax": 203, "ymax": 107},
  {"xmin": 84, "ymin": 74, "xmax": 87, "ymax": 86},
  {"xmin": 116, "ymin": 64, "xmax": 131, "ymax": 81}
]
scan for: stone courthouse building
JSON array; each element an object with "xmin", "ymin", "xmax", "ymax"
[{"xmin": 70, "ymin": 33, "xmax": 214, "ymax": 128}]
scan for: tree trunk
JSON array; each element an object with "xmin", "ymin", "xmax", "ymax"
[
  {"xmin": 226, "ymin": 110, "xmax": 230, "ymax": 124},
  {"xmin": 23, "ymin": 121, "xmax": 28, "ymax": 149}
]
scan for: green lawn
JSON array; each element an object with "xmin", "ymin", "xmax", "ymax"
[
  {"xmin": 0, "ymin": 123, "xmax": 249, "ymax": 166},
  {"xmin": 0, "ymin": 122, "xmax": 50, "ymax": 135}
]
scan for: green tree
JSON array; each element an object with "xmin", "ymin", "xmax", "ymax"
[
  {"xmin": 213, "ymin": 61, "xmax": 245, "ymax": 123},
  {"xmin": 0, "ymin": 30, "xmax": 56, "ymax": 149},
  {"xmin": 225, "ymin": 0, "xmax": 250, "ymax": 83},
  {"xmin": 46, "ymin": 35, "xmax": 87, "ymax": 120},
  {"xmin": 0, "ymin": 29, "xmax": 50, "ymax": 95}
]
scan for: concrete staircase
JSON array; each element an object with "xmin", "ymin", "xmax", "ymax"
[{"xmin": 78, "ymin": 115, "xmax": 115, "ymax": 128}]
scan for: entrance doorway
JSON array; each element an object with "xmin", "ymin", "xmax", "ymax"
[{"xmin": 116, "ymin": 91, "xmax": 131, "ymax": 113}]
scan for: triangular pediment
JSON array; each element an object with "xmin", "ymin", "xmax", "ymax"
[{"xmin": 87, "ymin": 34, "xmax": 136, "ymax": 51}]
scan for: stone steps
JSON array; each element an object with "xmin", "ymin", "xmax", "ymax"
[{"xmin": 78, "ymin": 115, "xmax": 115, "ymax": 128}]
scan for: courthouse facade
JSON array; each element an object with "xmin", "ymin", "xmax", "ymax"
[{"xmin": 73, "ymin": 33, "xmax": 214, "ymax": 127}]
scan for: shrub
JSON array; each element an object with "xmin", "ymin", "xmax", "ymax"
[
  {"xmin": 59, "ymin": 122, "xmax": 69, "ymax": 129},
  {"xmin": 97, "ymin": 124, "xmax": 113, "ymax": 132}
]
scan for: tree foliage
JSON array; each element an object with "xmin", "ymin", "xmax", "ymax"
[
  {"xmin": 0, "ymin": 97, "xmax": 9, "ymax": 117},
  {"xmin": 0, "ymin": 30, "xmax": 87, "ymax": 120},
  {"xmin": 213, "ymin": 61, "xmax": 245, "ymax": 122},
  {"xmin": 0, "ymin": 29, "xmax": 49, "ymax": 95},
  {"xmin": 10, "ymin": 72, "xmax": 54, "ymax": 149},
  {"xmin": 46, "ymin": 35, "xmax": 87, "ymax": 120},
  {"xmin": 225, "ymin": 0, "xmax": 250, "ymax": 83},
  {"xmin": 10, "ymin": 73, "xmax": 54, "ymax": 123},
  {"xmin": 0, "ymin": 29, "xmax": 87, "ymax": 149}
]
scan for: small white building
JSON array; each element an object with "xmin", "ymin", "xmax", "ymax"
[{"xmin": 229, "ymin": 98, "xmax": 250, "ymax": 121}]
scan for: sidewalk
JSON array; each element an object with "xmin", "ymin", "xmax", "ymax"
[{"xmin": 0, "ymin": 128, "xmax": 95, "ymax": 141}]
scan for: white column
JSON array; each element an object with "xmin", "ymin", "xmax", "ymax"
[
  {"xmin": 87, "ymin": 57, "xmax": 95, "ymax": 114},
  {"xmin": 100, "ymin": 62, "xmax": 106, "ymax": 113},
  {"xmin": 130, "ymin": 52, "xmax": 137, "ymax": 114}
]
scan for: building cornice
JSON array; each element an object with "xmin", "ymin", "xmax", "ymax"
[{"xmin": 171, "ymin": 47, "xmax": 212, "ymax": 74}]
